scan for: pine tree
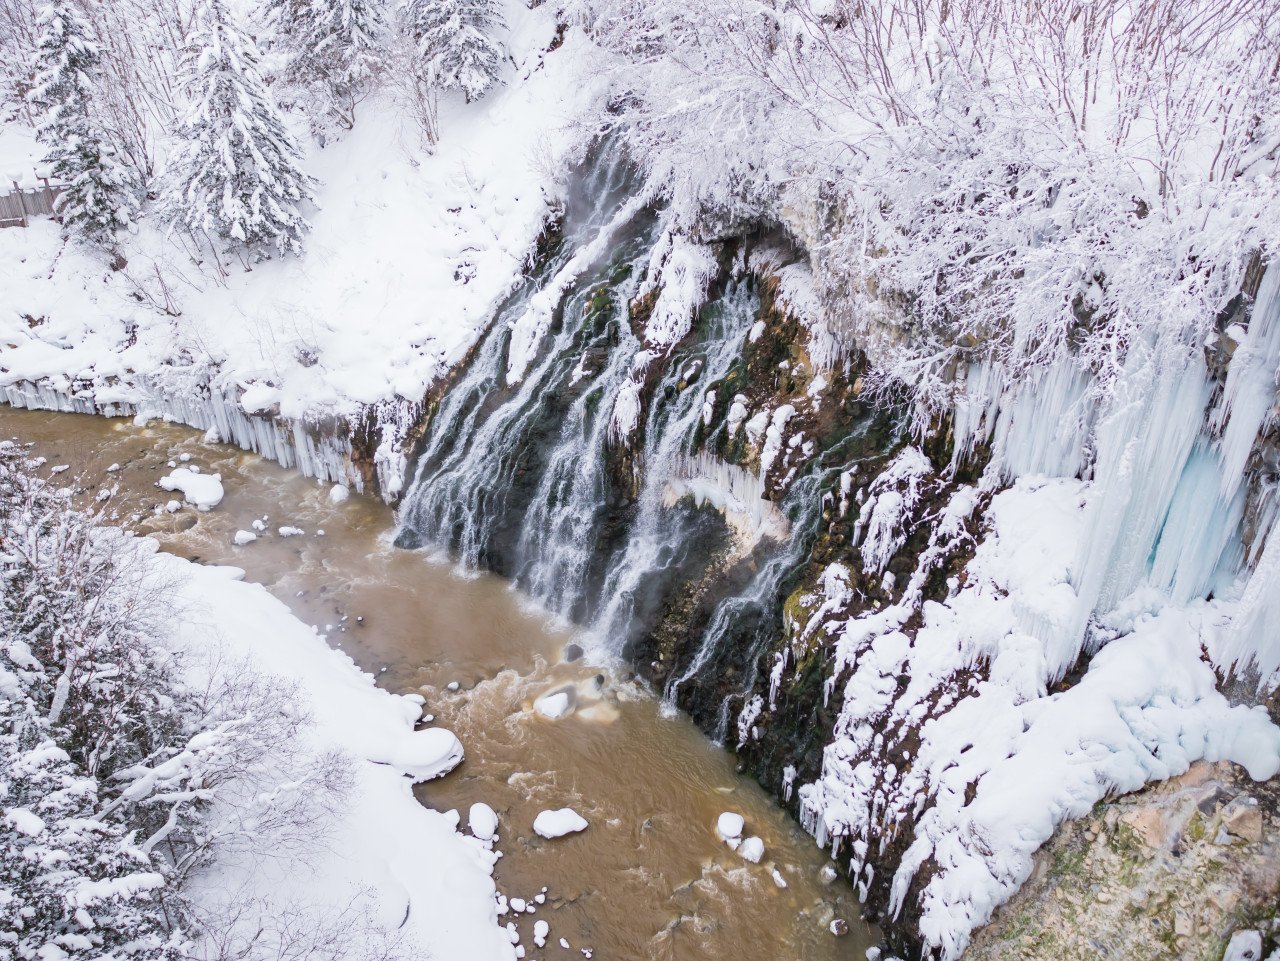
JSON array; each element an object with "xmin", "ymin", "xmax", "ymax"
[
  {"xmin": 283, "ymin": 0, "xmax": 386, "ymax": 129},
  {"xmin": 164, "ymin": 0, "xmax": 316, "ymax": 256},
  {"xmin": 27, "ymin": 0, "xmax": 141, "ymax": 244},
  {"xmin": 404, "ymin": 0, "xmax": 505, "ymax": 103}
]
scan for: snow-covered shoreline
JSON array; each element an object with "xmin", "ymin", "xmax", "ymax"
[{"xmin": 152, "ymin": 541, "xmax": 516, "ymax": 961}]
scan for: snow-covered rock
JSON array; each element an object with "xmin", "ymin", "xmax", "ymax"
[
  {"xmin": 158, "ymin": 468, "xmax": 224, "ymax": 511},
  {"xmin": 533, "ymin": 808, "xmax": 588, "ymax": 839},
  {"xmin": 233, "ymin": 530, "xmax": 257, "ymax": 546},
  {"xmin": 535, "ymin": 691, "xmax": 571, "ymax": 719},
  {"xmin": 469, "ymin": 802, "xmax": 499, "ymax": 842},
  {"xmin": 329, "ymin": 484, "xmax": 350, "ymax": 505},
  {"xmin": 1224, "ymin": 930, "xmax": 1263, "ymax": 961},
  {"xmin": 391, "ymin": 728, "xmax": 464, "ymax": 783},
  {"xmin": 739, "ymin": 836, "xmax": 764, "ymax": 863},
  {"xmin": 716, "ymin": 811, "xmax": 744, "ymax": 842}
]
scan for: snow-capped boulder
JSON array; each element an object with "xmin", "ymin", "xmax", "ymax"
[
  {"xmin": 392, "ymin": 728, "xmax": 464, "ymax": 782},
  {"xmin": 739, "ymin": 836, "xmax": 764, "ymax": 863},
  {"xmin": 535, "ymin": 691, "xmax": 572, "ymax": 719},
  {"xmin": 469, "ymin": 802, "xmax": 499, "ymax": 841},
  {"xmin": 159, "ymin": 468, "xmax": 224, "ymax": 510},
  {"xmin": 533, "ymin": 808, "xmax": 588, "ymax": 839},
  {"xmin": 716, "ymin": 811, "xmax": 744, "ymax": 842}
]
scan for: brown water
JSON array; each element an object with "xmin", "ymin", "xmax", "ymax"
[{"xmin": 1, "ymin": 406, "xmax": 877, "ymax": 961}]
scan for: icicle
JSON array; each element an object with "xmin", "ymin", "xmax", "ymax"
[
  {"xmin": 1068, "ymin": 345, "xmax": 1212, "ymax": 672},
  {"xmin": 1227, "ymin": 525, "xmax": 1280, "ymax": 685},
  {"xmin": 1148, "ymin": 440, "xmax": 1244, "ymax": 604},
  {"xmin": 3, "ymin": 378, "xmax": 358, "ymax": 489},
  {"xmin": 1212, "ymin": 261, "xmax": 1280, "ymax": 499}
]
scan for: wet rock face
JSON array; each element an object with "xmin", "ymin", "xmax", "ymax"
[{"xmin": 965, "ymin": 760, "xmax": 1280, "ymax": 961}]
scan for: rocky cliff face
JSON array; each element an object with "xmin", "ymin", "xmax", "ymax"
[{"xmin": 966, "ymin": 759, "xmax": 1280, "ymax": 961}]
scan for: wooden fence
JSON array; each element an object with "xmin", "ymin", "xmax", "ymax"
[{"xmin": 0, "ymin": 180, "xmax": 65, "ymax": 228}]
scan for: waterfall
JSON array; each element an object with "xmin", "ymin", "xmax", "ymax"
[
  {"xmin": 395, "ymin": 202, "xmax": 770, "ymax": 645},
  {"xmin": 396, "ymin": 134, "xmax": 1280, "ymax": 746},
  {"xmin": 662, "ymin": 422, "xmax": 884, "ymax": 742},
  {"xmin": 395, "ymin": 145, "xmax": 884, "ymax": 735},
  {"xmin": 585, "ymin": 288, "xmax": 769, "ymax": 652},
  {"xmin": 395, "ymin": 146, "xmax": 648, "ymax": 585},
  {"xmin": 395, "ymin": 145, "xmax": 772, "ymax": 677}
]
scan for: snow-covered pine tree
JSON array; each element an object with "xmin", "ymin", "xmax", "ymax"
[
  {"xmin": 164, "ymin": 0, "xmax": 316, "ymax": 256},
  {"xmin": 284, "ymin": 0, "xmax": 386, "ymax": 129},
  {"xmin": 404, "ymin": 0, "xmax": 505, "ymax": 103},
  {"xmin": 27, "ymin": 0, "xmax": 141, "ymax": 244},
  {"xmin": 0, "ymin": 700, "xmax": 189, "ymax": 961}
]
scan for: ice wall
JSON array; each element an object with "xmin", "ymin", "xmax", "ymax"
[
  {"xmin": 2, "ymin": 378, "xmax": 361, "ymax": 491},
  {"xmin": 951, "ymin": 261, "xmax": 1280, "ymax": 684}
]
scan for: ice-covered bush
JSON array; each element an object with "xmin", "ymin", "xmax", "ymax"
[{"xmin": 572, "ymin": 0, "xmax": 1280, "ymax": 420}]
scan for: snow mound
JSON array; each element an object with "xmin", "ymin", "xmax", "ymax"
[
  {"xmin": 233, "ymin": 530, "xmax": 257, "ymax": 546},
  {"xmin": 158, "ymin": 468, "xmax": 224, "ymax": 511},
  {"xmin": 533, "ymin": 808, "xmax": 588, "ymax": 839},
  {"xmin": 738, "ymin": 836, "xmax": 764, "ymax": 863},
  {"xmin": 391, "ymin": 728, "xmax": 464, "ymax": 783}
]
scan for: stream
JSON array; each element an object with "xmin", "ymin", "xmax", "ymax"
[{"xmin": 1, "ymin": 405, "xmax": 878, "ymax": 961}]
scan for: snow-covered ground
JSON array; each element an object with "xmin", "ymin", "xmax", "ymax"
[
  {"xmin": 0, "ymin": 1, "xmax": 607, "ymax": 426},
  {"xmin": 149, "ymin": 540, "xmax": 514, "ymax": 961}
]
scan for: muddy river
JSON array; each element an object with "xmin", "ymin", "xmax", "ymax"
[{"xmin": 1, "ymin": 406, "xmax": 877, "ymax": 961}]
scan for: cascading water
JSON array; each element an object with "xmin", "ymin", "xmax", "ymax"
[
  {"xmin": 661, "ymin": 423, "xmax": 885, "ymax": 742},
  {"xmin": 394, "ymin": 147, "xmax": 863, "ymax": 731},
  {"xmin": 394, "ymin": 147, "xmax": 651, "ymax": 590},
  {"xmin": 585, "ymin": 287, "xmax": 768, "ymax": 654},
  {"xmin": 395, "ymin": 184, "xmax": 776, "ymax": 655}
]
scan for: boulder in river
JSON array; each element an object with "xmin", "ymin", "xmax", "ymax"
[
  {"xmin": 391, "ymin": 728, "xmax": 464, "ymax": 782},
  {"xmin": 534, "ymin": 808, "xmax": 589, "ymax": 838}
]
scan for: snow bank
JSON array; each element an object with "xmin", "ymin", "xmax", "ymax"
[
  {"xmin": 158, "ymin": 467, "xmax": 224, "ymax": 510},
  {"xmin": 150, "ymin": 547, "xmax": 513, "ymax": 961},
  {"xmin": 533, "ymin": 808, "xmax": 589, "ymax": 839}
]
